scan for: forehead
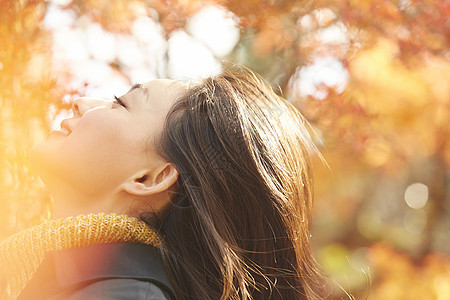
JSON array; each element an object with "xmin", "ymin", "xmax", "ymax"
[{"xmin": 140, "ymin": 79, "xmax": 188, "ymax": 107}]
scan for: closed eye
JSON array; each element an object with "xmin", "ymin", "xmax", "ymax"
[{"xmin": 113, "ymin": 95, "xmax": 128, "ymax": 110}]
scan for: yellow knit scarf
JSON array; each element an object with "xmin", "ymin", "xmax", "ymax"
[{"xmin": 0, "ymin": 213, "xmax": 160, "ymax": 300}]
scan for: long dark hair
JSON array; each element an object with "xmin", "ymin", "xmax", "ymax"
[{"xmin": 146, "ymin": 67, "xmax": 328, "ymax": 299}]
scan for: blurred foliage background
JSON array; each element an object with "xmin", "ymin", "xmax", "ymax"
[{"xmin": 1, "ymin": 0, "xmax": 449, "ymax": 299}]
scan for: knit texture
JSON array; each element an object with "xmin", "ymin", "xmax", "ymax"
[{"xmin": 0, "ymin": 213, "xmax": 160, "ymax": 300}]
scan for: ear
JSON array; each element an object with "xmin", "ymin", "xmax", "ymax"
[{"xmin": 121, "ymin": 163, "xmax": 178, "ymax": 196}]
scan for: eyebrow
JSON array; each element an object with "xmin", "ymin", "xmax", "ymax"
[{"xmin": 129, "ymin": 83, "xmax": 143, "ymax": 92}]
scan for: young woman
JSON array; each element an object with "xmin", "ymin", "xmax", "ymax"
[{"xmin": 0, "ymin": 67, "xmax": 328, "ymax": 299}]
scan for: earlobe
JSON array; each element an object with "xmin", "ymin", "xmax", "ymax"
[{"xmin": 122, "ymin": 164, "xmax": 178, "ymax": 196}]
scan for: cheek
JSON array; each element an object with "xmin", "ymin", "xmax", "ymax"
[
  {"xmin": 70, "ymin": 121, "xmax": 136, "ymax": 163},
  {"xmin": 59, "ymin": 115, "xmax": 147, "ymax": 185},
  {"xmin": 71, "ymin": 111, "xmax": 136, "ymax": 148}
]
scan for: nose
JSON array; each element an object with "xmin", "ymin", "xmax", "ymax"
[{"xmin": 72, "ymin": 97, "xmax": 111, "ymax": 117}]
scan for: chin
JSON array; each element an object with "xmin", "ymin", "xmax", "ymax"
[{"xmin": 30, "ymin": 140, "xmax": 64, "ymax": 187}]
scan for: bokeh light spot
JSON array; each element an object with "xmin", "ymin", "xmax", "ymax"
[
  {"xmin": 290, "ymin": 56, "xmax": 349, "ymax": 100},
  {"xmin": 167, "ymin": 30, "xmax": 221, "ymax": 80},
  {"xmin": 404, "ymin": 183, "xmax": 429, "ymax": 209},
  {"xmin": 187, "ymin": 5, "xmax": 240, "ymax": 57}
]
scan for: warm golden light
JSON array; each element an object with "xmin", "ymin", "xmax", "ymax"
[{"xmin": 1, "ymin": 0, "xmax": 449, "ymax": 299}]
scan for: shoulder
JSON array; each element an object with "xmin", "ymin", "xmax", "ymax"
[
  {"xmin": 19, "ymin": 243, "xmax": 175, "ymax": 300},
  {"xmin": 53, "ymin": 278, "xmax": 172, "ymax": 300}
]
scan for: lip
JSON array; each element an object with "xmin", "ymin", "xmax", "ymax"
[
  {"xmin": 60, "ymin": 119, "xmax": 72, "ymax": 134},
  {"xmin": 49, "ymin": 130, "xmax": 69, "ymax": 138}
]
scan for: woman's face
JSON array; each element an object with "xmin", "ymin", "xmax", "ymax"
[{"xmin": 31, "ymin": 79, "xmax": 186, "ymax": 199}]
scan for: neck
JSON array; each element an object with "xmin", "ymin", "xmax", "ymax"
[{"xmin": 49, "ymin": 184, "xmax": 130, "ymax": 220}]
